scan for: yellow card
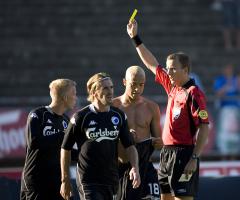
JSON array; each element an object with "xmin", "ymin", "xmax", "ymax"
[{"xmin": 129, "ymin": 9, "xmax": 138, "ymax": 22}]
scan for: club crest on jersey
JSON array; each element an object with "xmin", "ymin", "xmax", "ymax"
[
  {"xmin": 86, "ymin": 127, "xmax": 119, "ymax": 142},
  {"xmin": 62, "ymin": 120, "xmax": 68, "ymax": 129},
  {"xmin": 111, "ymin": 116, "xmax": 119, "ymax": 125},
  {"xmin": 173, "ymin": 107, "xmax": 181, "ymax": 119}
]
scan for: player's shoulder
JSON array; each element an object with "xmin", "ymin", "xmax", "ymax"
[
  {"xmin": 28, "ymin": 106, "xmax": 47, "ymax": 118},
  {"xmin": 30, "ymin": 106, "xmax": 46, "ymax": 113},
  {"xmin": 73, "ymin": 104, "xmax": 91, "ymax": 117},
  {"xmin": 69, "ymin": 105, "xmax": 92, "ymax": 125},
  {"xmin": 112, "ymin": 96, "xmax": 123, "ymax": 108},
  {"xmin": 142, "ymin": 96, "xmax": 159, "ymax": 109},
  {"xmin": 110, "ymin": 105, "xmax": 125, "ymax": 115},
  {"xmin": 188, "ymin": 85, "xmax": 205, "ymax": 97},
  {"xmin": 62, "ymin": 113, "xmax": 70, "ymax": 122},
  {"xmin": 186, "ymin": 81, "xmax": 206, "ymax": 102}
]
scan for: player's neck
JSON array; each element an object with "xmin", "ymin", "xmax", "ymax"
[
  {"xmin": 178, "ymin": 76, "xmax": 190, "ymax": 87},
  {"xmin": 122, "ymin": 94, "xmax": 140, "ymax": 105},
  {"xmin": 92, "ymin": 102, "xmax": 110, "ymax": 112},
  {"xmin": 48, "ymin": 102, "xmax": 66, "ymax": 115}
]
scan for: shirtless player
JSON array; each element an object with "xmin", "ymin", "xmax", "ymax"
[{"xmin": 113, "ymin": 65, "xmax": 162, "ymax": 200}]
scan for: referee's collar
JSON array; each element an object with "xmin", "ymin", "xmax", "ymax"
[{"xmin": 182, "ymin": 78, "xmax": 195, "ymax": 89}]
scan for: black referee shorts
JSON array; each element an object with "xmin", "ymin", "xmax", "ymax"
[
  {"xmin": 158, "ymin": 145, "xmax": 199, "ymax": 197},
  {"xmin": 77, "ymin": 183, "xmax": 117, "ymax": 200}
]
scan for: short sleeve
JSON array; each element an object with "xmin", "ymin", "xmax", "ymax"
[
  {"xmin": 25, "ymin": 111, "xmax": 41, "ymax": 149},
  {"xmin": 61, "ymin": 113, "xmax": 81, "ymax": 150},
  {"xmin": 155, "ymin": 66, "xmax": 172, "ymax": 94},
  {"xmin": 189, "ymin": 88, "xmax": 209, "ymax": 126}
]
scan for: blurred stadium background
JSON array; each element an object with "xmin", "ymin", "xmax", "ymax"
[{"xmin": 0, "ymin": 0, "xmax": 240, "ymax": 199}]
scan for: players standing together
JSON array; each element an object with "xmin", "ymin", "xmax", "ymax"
[{"xmin": 20, "ymin": 11, "xmax": 209, "ymax": 200}]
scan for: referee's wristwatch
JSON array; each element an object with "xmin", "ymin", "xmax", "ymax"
[{"xmin": 191, "ymin": 153, "xmax": 199, "ymax": 160}]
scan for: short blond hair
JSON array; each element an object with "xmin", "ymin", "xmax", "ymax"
[
  {"xmin": 49, "ymin": 79, "xmax": 76, "ymax": 100},
  {"xmin": 87, "ymin": 72, "xmax": 111, "ymax": 102},
  {"xmin": 125, "ymin": 65, "xmax": 145, "ymax": 80}
]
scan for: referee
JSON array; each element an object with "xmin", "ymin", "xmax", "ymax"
[{"xmin": 127, "ymin": 20, "xmax": 209, "ymax": 200}]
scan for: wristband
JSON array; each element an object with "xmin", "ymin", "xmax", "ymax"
[
  {"xmin": 191, "ymin": 153, "xmax": 199, "ymax": 160},
  {"xmin": 131, "ymin": 35, "xmax": 142, "ymax": 47}
]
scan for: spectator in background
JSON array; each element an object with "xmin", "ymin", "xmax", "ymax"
[
  {"xmin": 20, "ymin": 79, "xmax": 78, "ymax": 200},
  {"xmin": 211, "ymin": 0, "xmax": 240, "ymax": 50},
  {"xmin": 214, "ymin": 64, "xmax": 240, "ymax": 155}
]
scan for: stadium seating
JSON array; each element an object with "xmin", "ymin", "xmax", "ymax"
[{"xmin": 1, "ymin": 0, "xmax": 239, "ymax": 101}]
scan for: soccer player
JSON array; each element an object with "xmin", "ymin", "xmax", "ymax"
[
  {"xmin": 20, "ymin": 79, "xmax": 77, "ymax": 200},
  {"xmin": 113, "ymin": 65, "xmax": 162, "ymax": 200},
  {"xmin": 127, "ymin": 20, "xmax": 209, "ymax": 200},
  {"xmin": 60, "ymin": 72, "xmax": 141, "ymax": 200}
]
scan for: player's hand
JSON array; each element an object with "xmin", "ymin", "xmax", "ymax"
[
  {"xmin": 151, "ymin": 137, "xmax": 163, "ymax": 149},
  {"xmin": 60, "ymin": 179, "xmax": 73, "ymax": 200},
  {"xmin": 183, "ymin": 158, "xmax": 198, "ymax": 177},
  {"xmin": 127, "ymin": 19, "xmax": 138, "ymax": 38},
  {"xmin": 130, "ymin": 129, "xmax": 138, "ymax": 141},
  {"xmin": 129, "ymin": 167, "xmax": 141, "ymax": 189}
]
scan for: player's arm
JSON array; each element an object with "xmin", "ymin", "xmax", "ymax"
[
  {"xmin": 125, "ymin": 145, "xmax": 141, "ymax": 188},
  {"xmin": 127, "ymin": 20, "xmax": 159, "ymax": 75},
  {"xmin": 150, "ymin": 102, "xmax": 163, "ymax": 149},
  {"xmin": 119, "ymin": 112, "xmax": 141, "ymax": 188},
  {"xmin": 125, "ymin": 145, "xmax": 138, "ymax": 170},
  {"xmin": 184, "ymin": 123, "xmax": 209, "ymax": 176},
  {"xmin": 184, "ymin": 90, "xmax": 209, "ymax": 175},
  {"xmin": 60, "ymin": 149, "xmax": 72, "ymax": 200},
  {"xmin": 26, "ymin": 111, "xmax": 41, "ymax": 149},
  {"xmin": 60, "ymin": 114, "xmax": 79, "ymax": 199},
  {"xmin": 192, "ymin": 123, "xmax": 209, "ymax": 159}
]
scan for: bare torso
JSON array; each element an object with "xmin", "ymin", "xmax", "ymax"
[
  {"xmin": 114, "ymin": 96, "xmax": 154, "ymax": 142},
  {"xmin": 113, "ymin": 95, "xmax": 160, "ymax": 162}
]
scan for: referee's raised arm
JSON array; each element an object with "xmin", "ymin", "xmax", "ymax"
[{"xmin": 127, "ymin": 20, "xmax": 159, "ymax": 75}]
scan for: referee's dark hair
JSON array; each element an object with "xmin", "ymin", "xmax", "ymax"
[{"xmin": 167, "ymin": 52, "xmax": 191, "ymax": 74}]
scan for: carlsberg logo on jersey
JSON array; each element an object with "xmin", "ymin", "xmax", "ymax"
[
  {"xmin": 86, "ymin": 127, "xmax": 119, "ymax": 142},
  {"xmin": 43, "ymin": 126, "xmax": 60, "ymax": 136}
]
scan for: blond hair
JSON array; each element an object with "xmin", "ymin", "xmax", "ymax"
[
  {"xmin": 125, "ymin": 65, "xmax": 145, "ymax": 80},
  {"xmin": 87, "ymin": 72, "xmax": 111, "ymax": 102},
  {"xmin": 49, "ymin": 79, "xmax": 76, "ymax": 100}
]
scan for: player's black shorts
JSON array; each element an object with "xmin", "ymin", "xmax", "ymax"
[
  {"xmin": 117, "ymin": 139, "xmax": 160, "ymax": 200},
  {"xmin": 20, "ymin": 188, "xmax": 64, "ymax": 200},
  {"xmin": 20, "ymin": 178, "xmax": 64, "ymax": 200},
  {"xmin": 158, "ymin": 145, "xmax": 199, "ymax": 197},
  {"xmin": 141, "ymin": 162, "xmax": 160, "ymax": 199},
  {"xmin": 77, "ymin": 183, "xmax": 117, "ymax": 200}
]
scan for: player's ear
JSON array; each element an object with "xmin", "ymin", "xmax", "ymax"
[
  {"xmin": 184, "ymin": 67, "xmax": 189, "ymax": 75},
  {"xmin": 123, "ymin": 78, "xmax": 127, "ymax": 86},
  {"xmin": 63, "ymin": 95, "xmax": 68, "ymax": 103}
]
